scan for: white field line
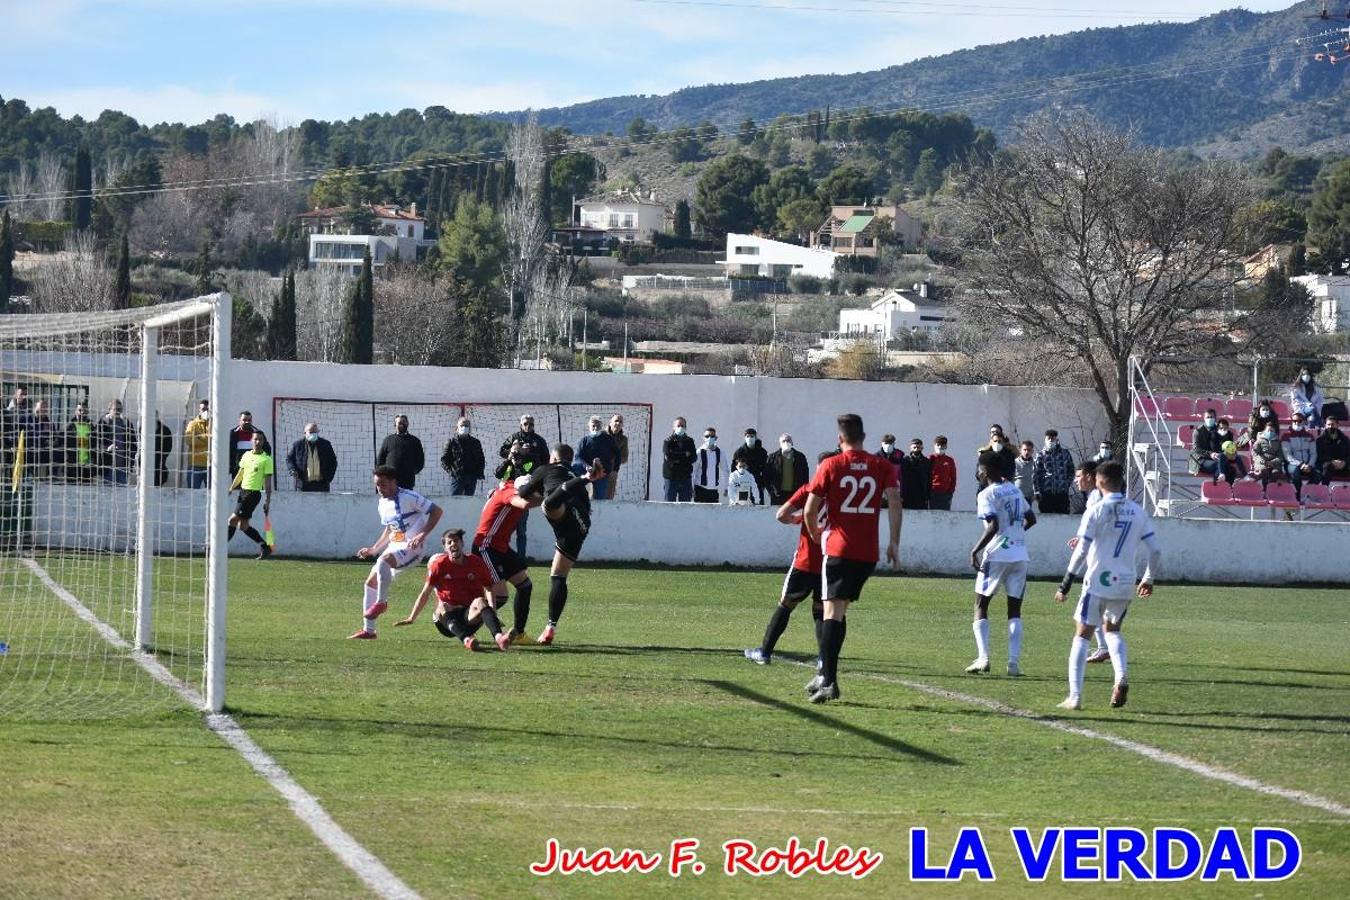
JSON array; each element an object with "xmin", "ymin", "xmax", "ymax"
[
  {"xmin": 23, "ymin": 558, "xmax": 421, "ymax": 900},
  {"xmin": 782, "ymin": 658, "xmax": 1350, "ymax": 819}
]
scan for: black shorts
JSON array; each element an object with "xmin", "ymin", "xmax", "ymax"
[
  {"xmin": 824, "ymin": 557, "xmax": 876, "ymax": 602},
  {"xmin": 234, "ymin": 489, "xmax": 263, "ymax": 519},
  {"xmin": 781, "ymin": 566, "xmax": 821, "ymax": 604},
  {"xmin": 550, "ymin": 507, "xmax": 589, "ymax": 562},
  {"xmin": 474, "ymin": 544, "xmax": 527, "ymax": 581}
]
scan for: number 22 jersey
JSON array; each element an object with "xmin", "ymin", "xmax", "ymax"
[{"xmin": 807, "ymin": 449, "xmax": 898, "ymax": 563}]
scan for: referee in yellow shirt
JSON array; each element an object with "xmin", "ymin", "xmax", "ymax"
[{"xmin": 228, "ymin": 431, "xmax": 274, "ymax": 558}]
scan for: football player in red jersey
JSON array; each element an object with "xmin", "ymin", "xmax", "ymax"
[
  {"xmin": 395, "ymin": 529, "xmax": 509, "ymax": 651},
  {"xmin": 744, "ymin": 451, "xmax": 840, "ymax": 666},
  {"xmin": 472, "ymin": 475, "xmax": 541, "ymax": 643},
  {"xmin": 802, "ymin": 414, "xmax": 902, "ymax": 703}
]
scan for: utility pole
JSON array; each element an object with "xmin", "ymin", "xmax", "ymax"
[{"xmin": 582, "ymin": 307, "xmax": 589, "ymax": 371}]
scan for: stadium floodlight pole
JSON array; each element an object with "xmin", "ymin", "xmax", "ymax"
[
  {"xmin": 207, "ymin": 292, "xmax": 232, "ymax": 713},
  {"xmin": 134, "ymin": 324, "xmax": 160, "ymax": 652}
]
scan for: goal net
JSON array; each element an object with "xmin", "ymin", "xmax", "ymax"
[
  {"xmin": 273, "ymin": 398, "xmax": 654, "ymax": 499},
  {"xmin": 0, "ymin": 295, "xmax": 229, "ymax": 720}
]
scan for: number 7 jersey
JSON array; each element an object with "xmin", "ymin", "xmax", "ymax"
[
  {"xmin": 1072, "ymin": 492, "xmax": 1160, "ymax": 599},
  {"xmin": 807, "ymin": 449, "xmax": 899, "ymax": 563}
]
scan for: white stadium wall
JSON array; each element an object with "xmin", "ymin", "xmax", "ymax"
[{"xmin": 229, "ymin": 359, "xmax": 1109, "ymax": 513}]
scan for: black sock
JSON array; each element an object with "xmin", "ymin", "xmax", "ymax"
[
  {"xmin": 819, "ymin": 619, "xmax": 846, "ymax": 685},
  {"xmin": 435, "ymin": 612, "xmax": 470, "ymax": 641},
  {"xmin": 228, "ymin": 525, "xmax": 236, "ymax": 540},
  {"xmin": 482, "ymin": 604, "xmax": 504, "ymax": 637},
  {"xmin": 762, "ymin": 605, "xmax": 793, "ymax": 655},
  {"xmin": 243, "ymin": 526, "xmax": 263, "ymax": 545},
  {"xmin": 547, "ymin": 575, "xmax": 568, "ymax": 627},
  {"xmin": 812, "ymin": 603, "xmax": 824, "ymax": 645},
  {"xmin": 512, "ymin": 579, "xmax": 533, "ymax": 634}
]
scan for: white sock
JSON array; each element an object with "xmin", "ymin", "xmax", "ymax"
[
  {"xmin": 1069, "ymin": 636, "xmax": 1089, "ymax": 699},
  {"xmin": 972, "ymin": 619, "xmax": 990, "ymax": 660},
  {"xmin": 1094, "ymin": 626, "xmax": 1107, "ymax": 651},
  {"xmin": 362, "ymin": 579, "xmax": 379, "ymax": 631},
  {"xmin": 374, "ymin": 558, "xmax": 392, "ymax": 604},
  {"xmin": 1008, "ymin": 618, "xmax": 1023, "ymax": 666},
  {"xmin": 1104, "ymin": 630, "xmax": 1128, "ymax": 685}
]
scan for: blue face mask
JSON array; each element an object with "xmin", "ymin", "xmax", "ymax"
[{"xmin": 306, "ymin": 433, "xmax": 318, "ymax": 443}]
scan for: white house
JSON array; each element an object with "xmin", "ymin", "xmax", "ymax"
[
  {"xmin": 720, "ymin": 233, "xmax": 839, "ymax": 280},
  {"xmin": 575, "ymin": 190, "xmax": 668, "ymax": 243},
  {"xmin": 836, "ymin": 284, "xmax": 950, "ymax": 339},
  {"xmin": 297, "ymin": 203, "xmax": 430, "ymax": 245},
  {"xmin": 308, "ymin": 234, "xmax": 418, "ymax": 276},
  {"xmin": 1293, "ymin": 274, "xmax": 1350, "ymax": 333}
]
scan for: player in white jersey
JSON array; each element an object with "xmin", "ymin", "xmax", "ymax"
[
  {"xmin": 1068, "ymin": 460, "xmax": 1111, "ymax": 663},
  {"xmin": 349, "ymin": 465, "xmax": 443, "ymax": 640},
  {"xmin": 967, "ymin": 460, "xmax": 1037, "ymax": 676},
  {"xmin": 1054, "ymin": 461, "xmax": 1160, "ymax": 710}
]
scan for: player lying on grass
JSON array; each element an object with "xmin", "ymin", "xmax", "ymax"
[
  {"xmin": 395, "ymin": 529, "xmax": 509, "ymax": 651},
  {"xmin": 348, "ymin": 465, "xmax": 443, "ymax": 640},
  {"xmin": 517, "ymin": 445, "xmax": 605, "ymax": 645},
  {"xmin": 1054, "ymin": 460, "xmax": 1160, "ymax": 711},
  {"xmin": 967, "ymin": 459, "xmax": 1036, "ymax": 676},
  {"xmin": 744, "ymin": 450, "xmax": 839, "ymax": 666},
  {"xmin": 472, "ymin": 475, "xmax": 541, "ymax": 644}
]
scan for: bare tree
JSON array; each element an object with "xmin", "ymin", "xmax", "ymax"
[
  {"xmin": 36, "ymin": 153, "xmax": 67, "ymax": 222},
  {"xmin": 30, "ymin": 231, "xmax": 114, "ymax": 312},
  {"xmin": 502, "ymin": 112, "xmax": 557, "ymax": 365},
  {"xmin": 376, "ymin": 263, "xmax": 455, "ymax": 366},
  {"xmin": 4, "ymin": 163, "xmax": 37, "ymax": 219},
  {"xmin": 294, "ymin": 267, "xmax": 350, "ymax": 362},
  {"xmin": 952, "ymin": 113, "xmax": 1257, "ymax": 446}
]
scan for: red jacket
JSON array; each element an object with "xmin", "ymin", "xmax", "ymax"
[{"xmin": 929, "ymin": 452, "xmax": 957, "ymax": 494}]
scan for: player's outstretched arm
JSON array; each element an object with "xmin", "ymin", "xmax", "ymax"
[
  {"xmin": 885, "ymin": 486, "xmax": 903, "ymax": 568},
  {"xmin": 396, "ymin": 583, "xmax": 435, "ymax": 626},
  {"xmin": 358, "ymin": 526, "xmax": 392, "ymax": 559},
  {"xmin": 775, "ymin": 500, "xmax": 803, "ymax": 525}
]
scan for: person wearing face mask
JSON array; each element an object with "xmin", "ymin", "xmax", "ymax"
[
  {"xmin": 901, "ymin": 438, "xmax": 932, "ymax": 510},
  {"xmin": 183, "ymin": 399, "xmax": 212, "ymax": 488},
  {"xmin": 577, "ymin": 415, "xmax": 617, "ymax": 501},
  {"xmin": 1033, "ymin": 429, "xmax": 1075, "ymax": 514},
  {"xmin": 1250, "ymin": 421, "xmax": 1289, "ymax": 491},
  {"xmin": 153, "ymin": 414, "xmax": 173, "ymax": 487},
  {"xmin": 1187, "ymin": 409, "xmax": 1225, "ymax": 483},
  {"xmin": 1092, "ymin": 441, "xmax": 1114, "ymax": 464},
  {"xmin": 662, "ymin": 416, "xmax": 697, "ymax": 502},
  {"xmin": 288, "ymin": 421, "xmax": 338, "ymax": 492},
  {"xmin": 1247, "ymin": 400, "xmax": 1280, "ymax": 441},
  {"xmin": 440, "ymin": 417, "xmax": 486, "ymax": 497},
  {"xmin": 605, "ymin": 415, "xmax": 628, "ymax": 500},
  {"xmin": 732, "ymin": 427, "xmax": 769, "ymax": 505},
  {"xmin": 1315, "ymin": 415, "xmax": 1349, "ymax": 482},
  {"xmin": 876, "ymin": 433, "xmax": 904, "ymax": 480},
  {"xmin": 1013, "ymin": 440, "xmax": 1036, "ymax": 503},
  {"xmin": 499, "ymin": 414, "xmax": 551, "ymax": 471},
  {"xmin": 765, "ymin": 432, "xmax": 809, "ymax": 506},
  {"xmin": 63, "ymin": 402, "xmax": 96, "ymax": 484},
  {"xmin": 1289, "ymin": 367, "xmax": 1324, "ymax": 428},
  {"xmin": 929, "ymin": 435, "xmax": 957, "ymax": 510},
  {"xmin": 376, "ymin": 414, "xmax": 426, "ymax": 490},
  {"xmin": 1218, "ymin": 439, "xmax": 1248, "ymax": 485},
  {"xmin": 694, "ymin": 428, "xmax": 725, "ymax": 503},
  {"xmin": 1281, "ymin": 413, "xmax": 1317, "ymax": 500},
  {"xmin": 228, "ymin": 410, "xmax": 265, "ymax": 477},
  {"xmin": 977, "ymin": 424, "xmax": 1016, "ymax": 496},
  {"xmin": 97, "ymin": 399, "xmax": 138, "ymax": 485}
]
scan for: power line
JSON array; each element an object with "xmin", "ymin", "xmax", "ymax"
[{"xmin": 620, "ymin": 0, "xmax": 1210, "ymax": 19}]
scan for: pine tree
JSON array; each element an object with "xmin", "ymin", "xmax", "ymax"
[
  {"xmin": 0, "ymin": 210, "xmax": 14, "ymax": 313},
  {"xmin": 267, "ymin": 271, "xmax": 298, "ymax": 360},
  {"xmin": 71, "ymin": 146, "xmax": 92, "ymax": 232},
  {"xmin": 195, "ymin": 242, "xmax": 214, "ymax": 294},
  {"xmin": 113, "ymin": 233, "xmax": 131, "ymax": 309}
]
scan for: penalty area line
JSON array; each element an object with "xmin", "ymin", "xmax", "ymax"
[
  {"xmin": 781, "ymin": 657, "xmax": 1350, "ymax": 819},
  {"xmin": 22, "ymin": 558, "xmax": 421, "ymax": 900}
]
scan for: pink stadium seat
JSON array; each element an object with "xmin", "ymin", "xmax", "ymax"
[
  {"xmin": 1265, "ymin": 482, "xmax": 1299, "ymax": 509},
  {"xmin": 1225, "ymin": 398, "xmax": 1252, "ymax": 420},
  {"xmin": 1301, "ymin": 484, "xmax": 1335, "ymax": 510},
  {"xmin": 1134, "ymin": 396, "xmax": 1160, "ymax": 418},
  {"xmin": 1269, "ymin": 400, "xmax": 1291, "ymax": 420},
  {"xmin": 1193, "ymin": 398, "xmax": 1223, "ymax": 416},
  {"xmin": 1176, "ymin": 424, "xmax": 1196, "ymax": 448},
  {"xmin": 1201, "ymin": 480, "xmax": 1236, "ymax": 505},
  {"xmin": 1163, "ymin": 397, "xmax": 1195, "ymax": 420},
  {"xmin": 1332, "ymin": 484, "xmax": 1350, "ymax": 510},
  {"xmin": 1232, "ymin": 479, "xmax": 1266, "ymax": 505}
]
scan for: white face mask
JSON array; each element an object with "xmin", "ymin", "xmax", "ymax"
[
  {"xmin": 780, "ymin": 441, "xmax": 792, "ymax": 452},
  {"xmin": 1218, "ymin": 428, "xmax": 1229, "ymax": 436},
  {"xmin": 1203, "ymin": 417, "xmax": 1215, "ymax": 427},
  {"xmin": 1301, "ymin": 374, "xmax": 1311, "ymax": 383},
  {"xmin": 991, "ymin": 441, "xmax": 1003, "ymax": 452},
  {"xmin": 935, "ymin": 446, "xmax": 946, "ymax": 455},
  {"xmin": 1259, "ymin": 408, "xmax": 1270, "ymax": 417},
  {"xmin": 705, "ymin": 436, "xmax": 716, "ymax": 447},
  {"xmin": 458, "ymin": 425, "xmax": 470, "ymax": 435},
  {"xmin": 881, "ymin": 442, "xmax": 894, "ymax": 454},
  {"xmin": 674, "ymin": 426, "xmax": 686, "ymax": 436},
  {"xmin": 1293, "ymin": 422, "xmax": 1305, "ymax": 431},
  {"xmin": 745, "ymin": 436, "xmax": 756, "ymax": 447},
  {"xmin": 1044, "ymin": 439, "xmax": 1057, "ymax": 450},
  {"xmin": 590, "ymin": 427, "xmax": 601, "ymax": 436},
  {"xmin": 1099, "ymin": 447, "xmax": 1112, "ymax": 457}
]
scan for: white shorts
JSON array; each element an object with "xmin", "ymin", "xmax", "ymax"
[
  {"xmin": 382, "ymin": 543, "xmax": 425, "ymax": 573},
  {"xmin": 1074, "ymin": 592, "xmax": 1131, "ymax": 628},
  {"xmin": 975, "ymin": 560, "xmax": 1028, "ymax": 599}
]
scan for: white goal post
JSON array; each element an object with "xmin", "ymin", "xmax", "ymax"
[{"xmin": 0, "ymin": 293, "xmax": 231, "ymax": 718}]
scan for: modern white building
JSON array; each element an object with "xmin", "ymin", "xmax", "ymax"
[
  {"xmin": 1294, "ymin": 274, "xmax": 1350, "ymax": 333},
  {"xmin": 297, "ymin": 203, "xmax": 430, "ymax": 244},
  {"xmin": 575, "ymin": 190, "xmax": 668, "ymax": 243},
  {"xmin": 720, "ymin": 233, "xmax": 839, "ymax": 279},
  {"xmin": 836, "ymin": 284, "xmax": 950, "ymax": 339},
  {"xmin": 308, "ymin": 234, "xmax": 418, "ymax": 276}
]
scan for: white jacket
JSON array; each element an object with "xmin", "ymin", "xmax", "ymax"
[
  {"xmin": 695, "ymin": 446, "xmax": 724, "ymax": 490},
  {"xmin": 728, "ymin": 468, "xmax": 760, "ymax": 505}
]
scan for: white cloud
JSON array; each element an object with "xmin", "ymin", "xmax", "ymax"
[{"xmin": 15, "ymin": 85, "xmax": 303, "ymax": 126}]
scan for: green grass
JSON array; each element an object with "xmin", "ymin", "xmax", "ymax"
[{"xmin": 2, "ymin": 559, "xmax": 1348, "ymax": 898}]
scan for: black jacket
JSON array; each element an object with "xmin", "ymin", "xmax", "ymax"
[
  {"xmin": 499, "ymin": 430, "xmax": 550, "ymax": 468},
  {"xmin": 732, "ymin": 441, "xmax": 769, "ymax": 481},
  {"xmin": 288, "ymin": 437, "xmax": 338, "ymax": 488},
  {"xmin": 1316, "ymin": 428, "xmax": 1349, "ymax": 470},
  {"xmin": 662, "ymin": 432, "xmax": 697, "ymax": 479},
  {"xmin": 441, "ymin": 434, "xmax": 486, "ymax": 479},
  {"xmin": 764, "ymin": 448, "xmax": 809, "ymax": 503},
  {"xmin": 900, "ymin": 452, "xmax": 932, "ymax": 502},
  {"xmin": 96, "ymin": 414, "xmax": 138, "ymax": 472},
  {"xmin": 376, "ymin": 432, "xmax": 425, "ymax": 489}
]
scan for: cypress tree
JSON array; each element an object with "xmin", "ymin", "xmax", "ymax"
[
  {"xmin": 340, "ymin": 251, "xmax": 374, "ymax": 363},
  {"xmin": 72, "ymin": 146, "xmax": 92, "ymax": 232},
  {"xmin": 113, "ymin": 233, "xmax": 131, "ymax": 309},
  {"xmin": 0, "ymin": 210, "xmax": 14, "ymax": 313},
  {"xmin": 267, "ymin": 271, "xmax": 298, "ymax": 360},
  {"xmin": 195, "ymin": 242, "xmax": 214, "ymax": 294}
]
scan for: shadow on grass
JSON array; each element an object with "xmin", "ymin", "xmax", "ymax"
[{"xmin": 702, "ymin": 679, "xmax": 960, "ymax": 767}]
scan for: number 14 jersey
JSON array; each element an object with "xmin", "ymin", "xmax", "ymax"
[{"xmin": 808, "ymin": 449, "xmax": 899, "ymax": 563}]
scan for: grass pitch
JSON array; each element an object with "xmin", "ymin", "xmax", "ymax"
[{"xmin": 2, "ymin": 559, "xmax": 1348, "ymax": 898}]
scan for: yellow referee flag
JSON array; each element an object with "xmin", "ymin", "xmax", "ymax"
[{"xmin": 10, "ymin": 429, "xmax": 25, "ymax": 494}]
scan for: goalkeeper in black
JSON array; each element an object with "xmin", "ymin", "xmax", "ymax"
[{"xmin": 518, "ymin": 443, "xmax": 605, "ymax": 645}]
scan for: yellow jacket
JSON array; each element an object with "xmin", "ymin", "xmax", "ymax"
[{"xmin": 184, "ymin": 416, "xmax": 211, "ymax": 468}]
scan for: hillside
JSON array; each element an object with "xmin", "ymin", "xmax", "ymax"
[{"xmin": 496, "ymin": 2, "xmax": 1348, "ymax": 155}]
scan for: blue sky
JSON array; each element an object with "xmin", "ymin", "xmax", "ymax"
[{"xmin": 0, "ymin": 1, "xmax": 1302, "ymax": 126}]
